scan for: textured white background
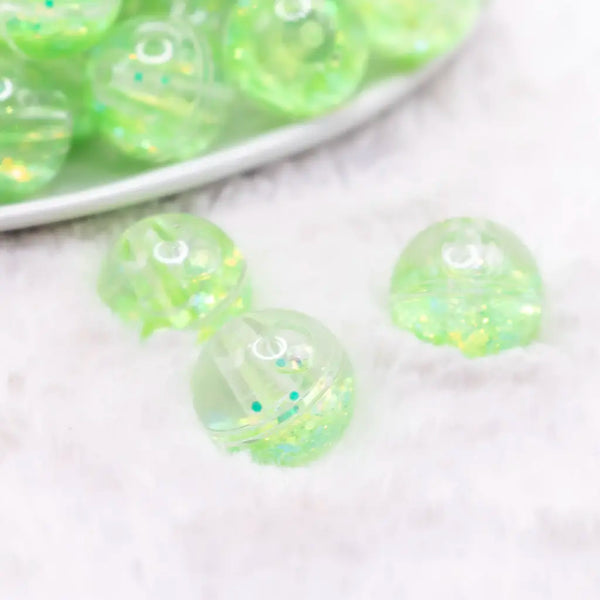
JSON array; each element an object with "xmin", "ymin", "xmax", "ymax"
[{"xmin": 2, "ymin": 0, "xmax": 600, "ymax": 597}]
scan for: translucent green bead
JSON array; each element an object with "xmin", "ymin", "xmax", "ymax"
[
  {"xmin": 223, "ymin": 0, "xmax": 369, "ymax": 117},
  {"xmin": 390, "ymin": 218, "xmax": 543, "ymax": 357},
  {"xmin": 351, "ymin": 0, "xmax": 481, "ymax": 70},
  {"xmin": 98, "ymin": 214, "xmax": 250, "ymax": 339},
  {"xmin": 89, "ymin": 17, "xmax": 229, "ymax": 163},
  {"xmin": 1, "ymin": 0, "xmax": 122, "ymax": 59},
  {"xmin": 0, "ymin": 56, "xmax": 72, "ymax": 201},
  {"xmin": 192, "ymin": 309, "xmax": 355, "ymax": 467}
]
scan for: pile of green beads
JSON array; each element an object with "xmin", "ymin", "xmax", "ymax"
[
  {"xmin": 390, "ymin": 218, "xmax": 543, "ymax": 357},
  {"xmin": 192, "ymin": 309, "xmax": 355, "ymax": 466},
  {"xmin": 98, "ymin": 213, "xmax": 250, "ymax": 339},
  {"xmin": 0, "ymin": 0, "xmax": 483, "ymax": 202}
]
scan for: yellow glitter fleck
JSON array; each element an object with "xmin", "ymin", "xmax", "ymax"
[
  {"xmin": 449, "ymin": 331, "xmax": 463, "ymax": 344},
  {"xmin": 1, "ymin": 158, "xmax": 32, "ymax": 182},
  {"xmin": 224, "ymin": 256, "xmax": 239, "ymax": 267},
  {"xmin": 463, "ymin": 329, "xmax": 489, "ymax": 353}
]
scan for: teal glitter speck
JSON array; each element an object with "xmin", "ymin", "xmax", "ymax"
[
  {"xmin": 134, "ymin": 72, "xmax": 143, "ymax": 82},
  {"xmin": 276, "ymin": 358, "xmax": 286, "ymax": 367},
  {"xmin": 289, "ymin": 391, "xmax": 299, "ymax": 401},
  {"xmin": 251, "ymin": 401, "xmax": 262, "ymax": 413},
  {"xmin": 45, "ymin": 0, "xmax": 54, "ymax": 8}
]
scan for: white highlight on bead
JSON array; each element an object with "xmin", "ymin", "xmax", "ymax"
[
  {"xmin": 153, "ymin": 240, "xmax": 189, "ymax": 264},
  {"xmin": 0, "ymin": 77, "xmax": 13, "ymax": 101},
  {"xmin": 442, "ymin": 242, "xmax": 504, "ymax": 271},
  {"xmin": 251, "ymin": 336, "xmax": 288, "ymax": 360},
  {"xmin": 275, "ymin": 0, "xmax": 313, "ymax": 21},
  {"xmin": 136, "ymin": 37, "xmax": 174, "ymax": 65}
]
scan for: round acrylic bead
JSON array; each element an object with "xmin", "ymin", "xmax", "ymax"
[
  {"xmin": 223, "ymin": 0, "xmax": 369, "ymax": 118},
  {"xmin": 98, "ymin": 214, "xmax": 250, "ymax": 338},
  {"xmin": 88, "ymin": 17, "xmax": 229, "ymax": 163},
  {"xmin": 0, "ymin": 56, "xmax": 72, "ymax": 200},
  {"xmin": 390, "ymin": 218, "xmax": 543, "ymax": 357},
  {"xmin": 192, "ymin": 309, "xmax": 355, "ymax": 466},
  {"xmin": 352, "ymin": 0, "xmax": 481, "ymax": 70},
  {"xmin": 0, "ymin": 0, "xmax": 122, "ymax": 59}
]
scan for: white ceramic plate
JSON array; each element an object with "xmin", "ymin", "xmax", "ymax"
[{"xmin": 0, "ymin": 43, "xmax": 471, "ymax": 232}]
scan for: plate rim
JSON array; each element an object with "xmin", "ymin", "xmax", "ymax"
[{"xmin": 0, "ymin": 45, "xmax": 466, "ymax": 232}]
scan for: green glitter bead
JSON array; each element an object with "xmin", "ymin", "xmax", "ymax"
[
  {"xmin": 192, "ymin": 309, "xmax": 355, "ymax": 467},
  {"xmin": 223, "ymin": 0, "xmax": 369, "ymax": 118},
  {"xmin": 390, "ymin": 218, "xmax": 543, "ymax": 357},
  {"xmin": 98, "ymin": 214, "xmax": 250, "ymax": 339},
  {"xmin": 1, "ymin": 0, "xmax": 122, "ymax": 59},
  {"xmin": 351, "ymin": 0, "xmax": 481, "ymax": 70},
  {"xmin": 0, "ymin": 55, "xmax": 72, "ymax": 201},
  {"xmin": 89, "ymin": 17, "xmax": 229, "ymax": 163}
]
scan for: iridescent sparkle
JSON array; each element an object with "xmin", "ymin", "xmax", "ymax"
[
  {"xmin": 192, "ymin": 309, "xmax": 355, "ymax": 466},
  {"xmin": 98, "ymin": 213, "xmax": 251, "ymax": 339},
  {"xmin": 390, "ymin": 218, "xmax": 543, "ymax": 357}
]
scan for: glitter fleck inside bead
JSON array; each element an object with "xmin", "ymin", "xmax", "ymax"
[
  {"xmin": 98, "ymin": 214, "xmax": 250, "ymax": 338},
  {"xmin": 352, "ymin": 0, "xmax": 481, "ymax": 70},
  {"xmin": 1, "ymin": 0, "xmax": 122, "ymax": 59},
  {"xmin": 390, "ymin": 218, "xmax": 543, "ymax": 357},
  {"xmin": 192, "ymin": 309, "xmax": 355, "ymax": 467},
  {"xmin": 223, "ymin": 0, "xmax": 369, "ymax": 118},
  {"xmin": 0, "ymin": 56, "xmax": 72, "ymax": 200}
]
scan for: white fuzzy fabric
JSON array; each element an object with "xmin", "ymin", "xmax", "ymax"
[{"xmin": 2, "ymin": 1, "xmax": 600, "ymax": 597}]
